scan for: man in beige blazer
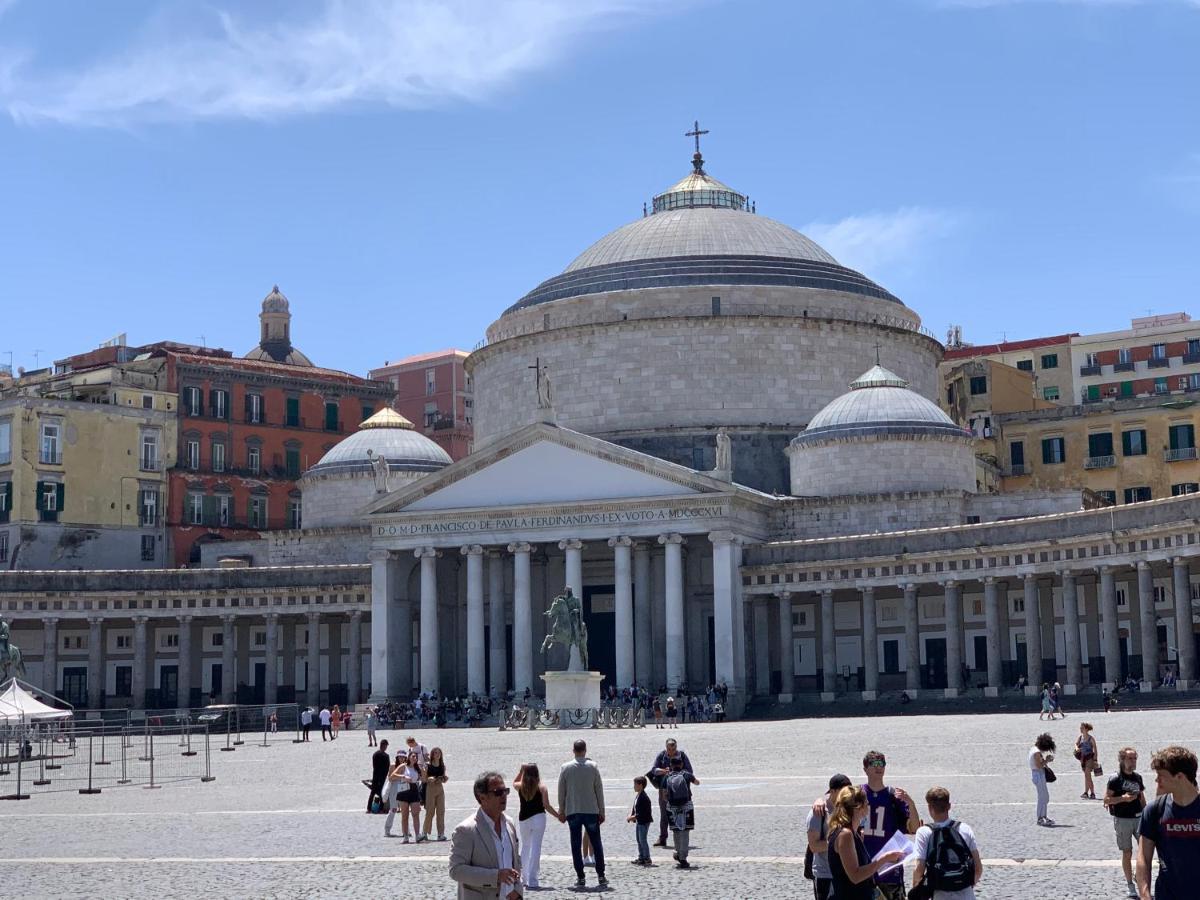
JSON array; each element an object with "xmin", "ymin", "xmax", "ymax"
[{"xmin": 449, "ymin": 770, "xmax": 524, "ymax": 900}]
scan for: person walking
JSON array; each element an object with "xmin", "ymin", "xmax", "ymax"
[
  {"xmin": 422, "ymin": 747, "xmax": 449, "ymax": 841},
  {"xmin": 300, "ymin": 706, "xmax": 312, "ymax": 741},
  {"xmin": 319, "ymin": 706, "xmax": 333, "ymax": 741},
  {"xmin": 1039, "ymin": 683, "xmax": 1052, "ymax": 720},
  {"xmin": 368, "ymin": 739, "xmax": 391, "ymax": 814},
  {"xmin": 330, "ymin": 704, "xmax": 341, "ymax": 740},
  {"xmin": 649, "ymin": 738, "xmax": 694, "ymax": 848},
  {"xmin": 806, "ymin": 774, "xmax": 852, "ymax": 900},
  {"xmin": 662, "ymin": 755, "xmax": 700, "ymax": 868},
  {"xmin": 1137, "ymin": 745, "xmax": 1200, "ymax": 900},
  {"xmin": 627, "ymin": 775, "xmax": 654, "ymax": 866},
  {"xmin": 911, "ymin": 787, "xmax": 983, "ymax": 900},
  {"xmin": 1030, "ymin": 732, "xmax": 1057, "ymax": 826},
  {"xmin": 652, "ymin": 697, "xmax": 663, "ymax": 729},
  {"xmin": 514, "ymin": 762, "xmax": 563, "ymax": 889},
  {"xmin": 558, "ymin": 738, "xmax": 608, "ymax": 888},
  {"xmin": 366, "ymin": 706, "xmax": 379, "ymax": 746},
  {"xmin": 1075, "ymin": 722, "xmax": 1099, "ymax": 799},
  {"xmin": 1104, "ymin": 746, "xmax": 1146, "ymax": 899},
  {"xmin": 827, "ymin": 786, "xmax": 905, "ymax": 900},
  {"xmin": 1051, "ymin": 682, "xmax": 1065, "ymax": 718},
  {"xmin": 448, "ymin": 770, "xmax": 523, "ymax": 900}
]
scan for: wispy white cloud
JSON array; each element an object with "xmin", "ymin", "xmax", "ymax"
[
  {"xmin": 1, "ymin": 0, "xmax": 668, "ymax": 127},
  {"xmin": 803, "ymin": 207, "xmax": 963, "ymax": 276}
]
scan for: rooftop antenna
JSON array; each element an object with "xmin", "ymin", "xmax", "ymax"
[
  {"xmin": 200, "ymin": 335, "xmax": 206, "ymax": 348},
  {"xmin": 32, "ymin": 349, "xmax": 44, "ymax": 369},
  {"xmin": 3, "ymin": 351, "xmax": 12, "ymax": 374}
]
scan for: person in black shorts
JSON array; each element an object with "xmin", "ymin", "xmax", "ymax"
[{"xmin": 665, "ymin": 697, "xmax": 678, "ymax": 729}]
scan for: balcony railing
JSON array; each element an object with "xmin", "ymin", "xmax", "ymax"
[
  {"xmin": 1007, "ymin": 464, "xmax": 1029, "ymax": 477},
  {"xmin": 1114, "ymin": 361, "xmax": 1135, "ymax": 373},
  {"xmin": 1184, "ymin": 351, "xmax": 1200, "ymax": 365},
  {"xmin": 1078, "ymin": 365, "xmax": 1101, "ymax": 377},
  {"xmin": 1085, "ymin": 454, "xmax": 1116, "ymax": 469},
  {"xmin": 1165, "ymin": 447, "xmax": 1198, "ymax": 462},
  {"xmin": 1148, "ymin": 357, "xmax": 1171, "ymax": 369}
]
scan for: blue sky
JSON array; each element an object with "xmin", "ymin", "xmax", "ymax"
[{"xmin": 2, "ymin": 0, "xmax": 1199, "ymax": 376}]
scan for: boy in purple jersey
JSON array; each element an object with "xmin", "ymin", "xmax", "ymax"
[{"xmin": 860, "ymin": 750, "xmax": 921, "ymax": 900}]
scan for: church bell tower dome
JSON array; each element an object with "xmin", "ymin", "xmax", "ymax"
[{"xmin": 244, "ymin": 285, "xmax": 315, "ymax": 367}]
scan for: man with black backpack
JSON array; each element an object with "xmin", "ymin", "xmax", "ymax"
[{"xmin": 911, "ymin": 787, "xmax": 983, "ymax": 900}]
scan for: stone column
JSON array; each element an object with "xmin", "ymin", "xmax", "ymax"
[
  {"xmin": 416, "ymin": 547, "xmax": 440, "ymax": 695},
  {"xmin": 461, "ymin": 545, "xmax": 486, "ymax": 696},
  {"xmin": 820, "ymin": 589, "xmax": 836, "ymax": 699},
  {"xmin": 1172, "ymin": 558, "xmax": 1195, "ymax": 686},
  {"xmin": 86, "ymin": 616, "xmax": 104, "ymax": 709},
  {"xmin": 983, "ymin": 578, "xmax": 1003, "ymax": 696},
  {"xmin": 944, "ymin": 582, "xmax": 962, "ymax": 696},
  {"xmin": 752, "ymin": 597, "xmax": 770, "ymax": 696},
  {"xmin": 633, "ymin": 541, "xmax": 653, "ymax": 687},
  {"xmin": 306, "ymin": 610, "xmax": 321, "ymax": 705},
  {"xmin": 1024, "ymin": 574, "xmax": 1041, "ymax": 692},
  {"xmin": 662, "ymin": 533, "xmax": 687, "ymax": 690},
  {"xmin": 395, "ymin": 599, "xmax": 413, "ymax": 698},
  {"xmin": 348, "ymin": 610, "xmax": 363, "ymax": 705},
  {"xmin": 327, "ymin": 613, "xmax": 343, "ymax": 696},
  {"xmin": 221, "ymin": 615, "xmax": 236, "ymax": 704},
  {"xmin": 177, "ymin": 615, "xmax": 193, "ymax": 709},
  {"xmin": 281, "ymin": 617, "xmax": 297, "ymax": 696},
  {"xmin": 903, "ymin": 584, "xmax": 920, "ymax": 694},
  {"xmin": 777, "ymin": 593, "xmax": 795, "ymax": 701},
  {"xmin": 862, "ymin": 587, "xmax": 879, "ymax": 699},
  {"xmin": 509, "ymin": 542, "xmax": 533, "ymax": 693},
  {"xmin": 559, "ymin": 538, "xmax": 584, "ymax": 601},
  {"xmin": 131, "ymin": 616, "xmax": 146, "ymax": 707},
  {"xmin": 368, "ymin": 549, "xmax": 399, "ymax": 702},
  {"xmin": 42, "ymin": 618, "xmax": 59, "ymax": 695},
  {"xmin": 488, "ymin": 550, "xmax": 507, "ymax": 695},
  {"xmin": 1137, "ymin": 561, "xmax": 1158, "ymax": 688},
  {"xmin": 609, "ymin": 536, "xmax": 634, "ymax": 687},
  {"xmin": 1061, "ymin": 571, "xmax": 1082, "ymax": 693},
  {"xmin": 1099, "ymin": 566, "xmax": 1121, "ymax": 688},
  {"xmin": 264, "ymin": 613, "xmax": 279, "ymax": 705}
]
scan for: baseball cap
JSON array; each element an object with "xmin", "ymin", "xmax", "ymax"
[{"xmin": 828, "ymin": 773, "xmax": 852, "ymax": 792}]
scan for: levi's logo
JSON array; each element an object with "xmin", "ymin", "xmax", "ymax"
[{"xmin": 1163, "ymin": 818, "xmax": 1200, "ymax": 836}]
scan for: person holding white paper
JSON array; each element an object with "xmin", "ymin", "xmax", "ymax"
[{"xmin": 827, "ymin": 786, "xmax": 905, "ymax": 900}]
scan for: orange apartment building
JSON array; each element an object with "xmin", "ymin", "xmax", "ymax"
[{"xmin": 370, "ymin": 349, "xmax": 473, "ymax": 461}]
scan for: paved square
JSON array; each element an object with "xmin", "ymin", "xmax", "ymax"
[{"xmin": 1, "ymin": 708, "xmax": 1195, "ymax": 898}]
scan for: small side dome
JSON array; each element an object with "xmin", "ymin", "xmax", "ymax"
[
  {"xmin": 306, "ymin": 408, "xmax": 451, "ymax": 476},
  {"xmin": 788, "ymin": 365, "xmax": 975, "ymax": 497}
]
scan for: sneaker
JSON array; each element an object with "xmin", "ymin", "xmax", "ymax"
[
  {"xmin": 437, "ymin": 834, "xmax": 447, "ymax": 841},
  {"xmin": 1126, "ymin": 883, "xmax": 1138, "ymax": 898},
  {"xmin": 1080, "ymin": 792, "xmax": 1090, "ymax": 798},
  {"xmin": 1043, "ymin": 818, "xmax": 1055, "ymax": 827},
  {"xmin": 402, "ymin": 836, "xmax": 410, "ymax": 843},
  {"xmin": 653, "ymin": 841, "xmax": 668, "ymax": 848},
  {"xmin": 676, "ymin": 860, "xmax": 691, "ymax": 869},
  {"xmin": 416, "ymin": 834, "xmax": 428, "ymax": 843},
  {"xmin": 576, "ymin": 877, "xmax": 586, "ymax": 887},
  {"xmin": 597, "ymin": 876, "xmax": 608, "ymax": 887}
]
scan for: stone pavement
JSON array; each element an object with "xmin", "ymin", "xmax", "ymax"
[{"xmin": 2, "ymin": 708, "xmax": 1195, "ymax": 898}]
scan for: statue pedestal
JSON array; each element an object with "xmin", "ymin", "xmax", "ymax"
[{"xmin": 542, "ymin": 670, "xmax": 603, "ymax": 713}]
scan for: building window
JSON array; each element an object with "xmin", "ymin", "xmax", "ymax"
[
  {"xmin": 285, "ymin": 397, "xmax": 300, "ymax": 427},
  {"xmin": 36, "ymin": 481, "xmax": 62, "ymax": 522},
  {"xmin": 0, "ymin": 418, "xmax": 10, "ymax": 465},
  {"xmin": 969, "ymin": 376, "xmax": 987, "ymax": 395},
  {"xmin": 1012, "ymin": 595, "xmax": 1025, "ymax": 614},
  {"xmin": 140, "ymin": 535, "xmax": 156, "ymax": 561},
  {"xmin": 183, "ymin": 386, "xmax": 202, "ymax": 416},
  {"xmin": 164, "ymin": 633, "xmax": 179, "ymax": 649},
  {"xmin": 1122, "ymin": 429, "xmax": 1147, "ymax": 457},
  {"xmin": 1117, "ymin": 348, "xmax": 1132, "ymax": 365},
  {"xmin": 218, "ymin": 495, "xmax": 231, "ymax": 526},
  {"xmin": 1042, "ymin": 386, "xmax": 1060, "ymax": 401},
  {"xmin": 1009, "ymin": 441, "xmax": 1025, "ymax": 467},
  {"xmin": 1170, "ymin": 423, "xmax": 1196, "ymax": 452},
  {"xmin": 140, "ymin": 432, "xmax": 159, "ymax": 471},
  {"xmin": 115, "ymin": 666, "xmax": 132, "ymax": 697},
  {"xmin": 0, "ymin": 481, "xmax": 11, "ymax": 522},
  {"xmin": 187, "ymin": 492, "xmax": 203, "ymax": 525},
  {"xmin": 1041, "ymin": 353, "xmax": 1058, "ymax": 369},
  {"xmin": 288, "ymin": 497, "xmax": 302, "ymax": 529},
  {"xmin": 1096, "ymin": 490, "xmax": 1117, "ymax": 506},
  {"xmin": 361, "ymin": 405, "xmax": 374, "ymax": 422},
  {"xmin": 1088, "ymin": 432, "xmax": 1114, "ymax": 459},
  {"xmin": 424, "ymin": 402, "xmax": 438, "ymax": 428},
  {"xmin": 1085, "ymin": 352, "xmax": 1100, "ymax": 368},
  {"xmin": 247, "ymin": 445, "xmax": 261, "ymax": 475},
  {"xmin": 1152, "ymin": 343, "xmax": 1168, "ymax": 360},
  {"xmin": 1041, "ymin": 436, "xmax": 1065, "ymax": 465},
  {"xmin": 1117, "ymin": 588, "xmax": 1127, "ymax": 608},
  {"xmin": 1123, "ymin": 486, "xmax": 1152, "ymax": 504},
  {"xmin": 248, "ymin": 496, "xmax": 267, "ymax": 529},
  {"xmin": 324, "ymin": 401, "xmax": 340, "ymax": 432},
  {"xmin": 1172, "ymin": 483, "xmax": 1199, "ymax": 496},
  {"xmin": 142, "ymin": 394, "xmax": 154, "ymax": 410},
  {"xmin": 139, "ymin": 488, "xmax": 159, "ymax": 526},
  {"xmin": 210, "ymin": 389, "xmax": 229, "ymax": 420},
  {"xmin": 245, "ymin": 393, "xmax": 264, "ymax": 424},
  {"xmin": 211, "ymin": 441, "xmax": 226, "ymax": 473},
  {"xmin": 185, "ymin": 439, "xmax": 200, "ymax": 470},
  {"xmin": 285, "ymin": 447, "xmax": 301, "ymax": 479},
  {"xmin": 0, "ymin": 532, "xmax": 7, "ymax": 563},
  {"xmin": 40, "ymin": 422, "xmax": 62, "ymax": 464},
  {"xmin": 1016, "ymin": 359, "xmax": 1033, "ymax": 372},
  {"xmin": 426, "ymin": 368, "xmax": 436, "ymax": 395},
  {"xmin": 254, "ymin": 631, "xmax": 266, "ymax": 647}
]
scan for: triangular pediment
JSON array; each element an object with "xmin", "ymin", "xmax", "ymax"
[{"xmin": 366, "ymin": 424, "xmax": 734, "ymax": 517}]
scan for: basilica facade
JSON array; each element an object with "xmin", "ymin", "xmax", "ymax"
[{"xmin": 3, "ymin": 148, "xmax": 1198, "ymax": 715}]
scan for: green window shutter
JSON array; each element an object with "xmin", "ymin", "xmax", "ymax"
[
  {"xmin": 1010, "ymin": 442, "xmax": 1024, "ymax": 466},
  {"xmin": 1041, "ymin": 439, "xmax": 1054, "ymax": 465},
  {"xmin": 208, "ymin": 389, "xmax": 216, "ymax": 417},
  {"xmin": 35, "ymin": 481, "xmax": 45, "ymax": 511},
  {"xmin": 1122, "ymin": 431, "xmax": 1132, "ymax": 456},
  {"xmin": 1086, "ymin": 385, "xmax": 1100, "ymax": 402},
  {"xmin": 286, "ymin": 397, "xmax": 300, "ymax": 426},
  {"xmin": 1119, "ymin": 381, "xmax": 1134, "ymax": 398},
  {"xmin": 202, "ymin": 495, "xmax": 217, "ymax": 527},
  {"xmin": 56, "ymin": 483, "xmax": 65, "ymax": 513},
  {"xmin": 324, "ymin": 402, "xmax": 339, "ymax": 431},
  {"xmin": 1, "ymin": 481, "xmax": 10, "ymax": 513},
  {"xmin": 244, "ymin": 393, "xmax": 253, "ymax": 422}
]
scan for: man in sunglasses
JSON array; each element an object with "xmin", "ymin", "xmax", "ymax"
[{"xmin": 449, "ymin": 770, "xmax": 523, "ymax": 899}]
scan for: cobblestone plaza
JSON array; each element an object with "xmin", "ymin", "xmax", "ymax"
[{"xmin": 3, "ymin": 708, "xmax": 1194, "ymax": 898}]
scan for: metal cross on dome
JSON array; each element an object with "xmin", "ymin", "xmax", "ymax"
[{"xmin": 685, "ymin": 120, "xmax": 709, "ymax": 155}]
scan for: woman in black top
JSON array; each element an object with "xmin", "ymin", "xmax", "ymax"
[
  {"xmin": 514, "ymin": 763, "xmax": 563, "ymax": 889},
  {"xmin": 665, "ymin": 697, "xmax": 678, "ymax": 729},
  {"xmin": 827, "ymin": 786, "xmax": 905, "ymax": 900}
]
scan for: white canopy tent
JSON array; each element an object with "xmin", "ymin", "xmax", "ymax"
[{"xmin": 0, "ymin": 678, "xmax": 72, "ymax": 724}]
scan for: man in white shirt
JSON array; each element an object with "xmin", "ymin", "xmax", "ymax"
[
  {"xmin": 319, "ymin": 706, "xmax": 333, "ymax": 741},
  {"xmin": 300, "ymin": 707, "xmax": 312, "ymax": 742},
  {"xmin": 449, "ymin": 770, "xmax": 523, "ymax": 900},
  {"xmin": 912, "ymin": 787, "xmax": 983, "ymax": 900}
]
